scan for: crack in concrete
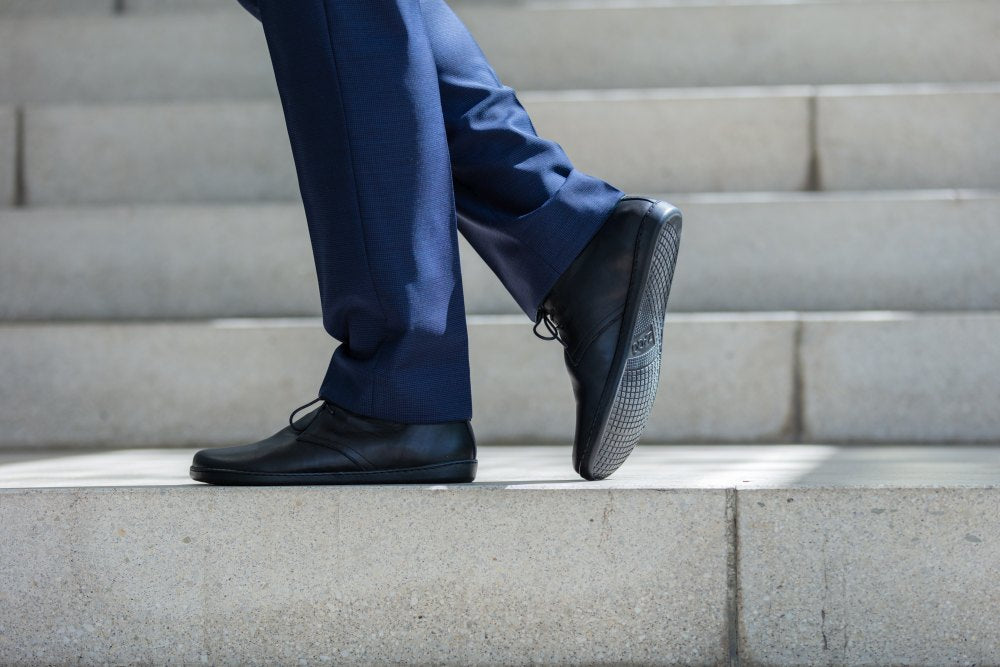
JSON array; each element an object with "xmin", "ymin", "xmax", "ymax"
[
  {"xmin": 13, "ymin": 106, "xmax": 25, "ymax": 207},
  {"xmin": 725, "ymin": 488, "xmax": 741, "ymax": 666}
]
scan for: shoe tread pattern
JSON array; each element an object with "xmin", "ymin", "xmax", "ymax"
[{"xmin": 589, "ymin": 211, "xmax": 681, "ymax": 479}]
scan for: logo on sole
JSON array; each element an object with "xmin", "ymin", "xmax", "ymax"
[{"xmin": 631, "ymin": 324, "xmax": 657, "ymax": 356}]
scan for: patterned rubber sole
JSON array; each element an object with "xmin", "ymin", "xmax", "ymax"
[{"xmin": 587, "ymin": 206, "xmax": 681, "ymax": 480}]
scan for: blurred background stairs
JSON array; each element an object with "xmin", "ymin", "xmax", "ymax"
[
  {"xmin": 2, "ymin": 2, "xmax": 1000, "ymax": 665},
  {"xmin": 1, "ymin": 0, "xmax": 998, "ymax": 449}
]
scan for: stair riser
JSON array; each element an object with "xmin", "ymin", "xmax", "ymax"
[
  {"xmin": 0, "ymin": 0, "xmax": 111, "ymax": 16},
  {"xmin": 2, "ymin": 2, "xmax": 999, "ymax": 101},
  {"xmin": 1, "ymin": 481, "xmax": 997, "ymax": 665},
  {"xmin": 0, "ymin": 317, "xmax": 796, "ymax": 448},
  {"xmin": 738, "ymin": 487, "xmax": 1000, "ymax": 665},
  {"xmin": 15, "ymin": 88, "xmax": 1000, "ymax": 204},
  {"xmin": 2, "ymin": 314, "xmax": 999, "ymax": 448},
  {"xmin": 0, "ymin": 485, "xmax": 730, "ymax": 665},
  {"xmin": 4, "ymin": 195, "xmax": 998, "ymax": 319}
]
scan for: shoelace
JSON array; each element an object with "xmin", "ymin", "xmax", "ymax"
[
  {"xmin": 287, "ymin": 396, "xmax": 326, "ymax": 433},
  {"xmin": 533, "ymin": 308, "xmax": 568, "ymax": 348}
]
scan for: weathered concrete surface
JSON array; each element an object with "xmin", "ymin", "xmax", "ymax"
[
  {"xmin": 23, "ymin": 102, "xmax": 297, "ymax": 204},
  {"xmin": 1, "ymin": 446, "xmax": 998, "ymax": 665},
  {"xmin": 669, "ymin": 190, "xmax": 1000, "ymax": 312},
  {"xmin": 0, "ymin": 13, "xmax": 275, "ymax": 104},
  {"xmin": 21, "ymin": 92, "xmax": 812, "ymax": 203},
  {"xmin": 0, "ymin": 315, "xmax": 796, "ymax": 448},
  {"xmin": 523, "ymin": 88, "xmax": 811, "ymax": 194},
  {"xmin": 801, "ymin": 313, "xmax": 1000, "ymax": 442},
  {"xmin": 23, "ymin": 86, "xmax": 1000, "ymax": 203},
  {"xmin": 457, "ymin": 1, "xmax": 1000, "ymax": 90},
  {"xmin": 0, "ymin": 481, "xmax": 729, "ymax": 665},
  {"xmin": 5, "ymin": 2, "xmax": 1000, "ymax": 101},
  {"xmin": 3, "ymin": 192, "xmax": 999, "ymax": 319},
  {"xmin": 817, "ymin": 85, "xmax": 1000, "ymax": 190},
  {"xmin": 0, "ymin": 0, "xmax": 111, "ymax": 15},
  {"xmin": 0, "ymin": 204, "xmax": 322, "ymax": 319},
  {"xmin": 738, "ymin": 487, "xmax": 1000, "ymax": 666}
]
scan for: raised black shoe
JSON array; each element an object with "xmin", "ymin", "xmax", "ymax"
[
  {"xmin": 189, "ymin": 398, "xmax": 477, "ymax": 485},
  {"xmin": 534, "ymin": 196, "xmax": 682, "ymax": 480}
]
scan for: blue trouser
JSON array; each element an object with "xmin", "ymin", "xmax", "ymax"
[{"xmin": 241, "ymin": 0, "xmax": 624, "ymax": 422}]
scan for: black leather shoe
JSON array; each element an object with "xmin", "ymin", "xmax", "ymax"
[
  {"xmin": 190, "ymin": 398, "xmax": 477, "ymax": 485},
  {"xmin": 534, "ymin": 196, "xmax": 682, "ymax": 480}
]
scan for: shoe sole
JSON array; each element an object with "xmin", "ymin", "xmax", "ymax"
[
  {"xmin": 578, "ymin": 199, "xmax": 682, "ymax": 480},
  {"xmin": 189, "ymin": 459, "xmax": 478, "ymax": 486}
]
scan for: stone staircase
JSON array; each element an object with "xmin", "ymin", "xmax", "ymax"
[
  {"xmin": 1, "ymin": 0, "xmax": 999, "ymax": 664},
  {"xmin": 1, "ymin": 0, "xmax": 998, "ymax": 448}
]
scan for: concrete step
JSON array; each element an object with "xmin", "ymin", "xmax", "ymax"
[
  {"xmin": 0, "ymin": 314, "xmax": 797, "ymax": 448},
  {"xmin": 0, "ymin": 0, "xmax": 111, "ymax": 16},
  {"xmin": 2, "ymin": 312, "xmax": 999, "ymax": 449},
  {"xmin": 2, "ymin": 191, "xmax": 999, "ymax": 320},
  {"xmin": 1, "ymin": 445, "xmax": 998, "ymax": 665},
  {"xmin": 2, "ymin": 2, "xmax": 998, "ymax": 103},
  {"xmin": 14, "ymin": 85, "xmax": 1000, "ymax": 204}
]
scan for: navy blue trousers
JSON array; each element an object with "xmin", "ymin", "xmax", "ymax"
[{"xmin": 240, "ymin": 0, "xmax": 624, "ymax": 423}]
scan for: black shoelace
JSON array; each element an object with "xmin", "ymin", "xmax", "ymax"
[
  {"xmin": 533, "ymin": 308, "xmax": 568, "ymax": 348},
  {"xmin": 287, "ymin": 396, "xmax": 326, "ymax": 433}
]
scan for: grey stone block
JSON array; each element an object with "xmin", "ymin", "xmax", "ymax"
[
  {"xmin": 0, "ymin": 315, "xmax": 796, "ymax": 448},
  {"xmin": 124, "ymin": 0, "xmax": 237, "ymax": 12},
  {"xmin": 0, "ymin": 484, "xmax": 729, "ymax": 665},
  {"xmin": 0, "ymin": 204, "xmax": 509, "ymax": 319},
  {"xmin": 5, "ymin": 1, "xmax": 999, "ymax": 103},
  {"xmin": 669, "ymin": 190, "xmax": 1000, "ymax": 312},
  {"xmin": 0, "ymin": 105, "xmax": 14, "ymax": 205},
  {"xmin": 460, "ymin": 1, "xmax": 1000, "ymax": 90},
  {"xmin": 738, "ymin": 487, "xmax": 1000, "ymax": 666},
  {"xmin": 23, "ymin": 93, "xmax": 812, "ymax": 204},
  {"xmin": 817, "ymin": 85, "xmax": 1000, "ymax": 190},
  {"xmin": 801, "ymin": 313, "xmax": 1000, "ymax": 442},
  {"xmin": 0, "ymin": 0, "xmax": 111, "ymax": 15},
  {"xmin": 24, "ymin": 103, "xmax": 298, "ymax": 204},
  {"xmin": 5, "ymin": 192, "xmax": 999, "ymax": 319},
  {"xmin": 0, "ymin": 13, "xmax": 275, "ymax": 105},
  {"xmin": 3, "ymin": 446, "xmax": 999, "ymax": 664},
  {"xmin": 521, "ymin": 89, "xmax": 812, "ymax": 193},
  {"xmin": 0, "ymin": 204, "xmax": 322, "ymax": 319}
]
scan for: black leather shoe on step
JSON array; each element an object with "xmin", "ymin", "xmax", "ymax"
[
  {"xmin": 189, "ymin": 398, "xmax": 477, "ymax": 485},
  {"xmin": 534, "ymin": 196, "xmax": 682, "ymax": 481}
]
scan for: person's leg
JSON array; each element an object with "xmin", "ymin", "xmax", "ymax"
[
  {"xmin": 237, "ymin": 0, "xmax": 623, "ymax": 323},
  {"xmin": 254, "ymin": 0, "xmax": 471, "ymax": 423},
  {"xmin": 415, "ymin": 0, "xmax": 683, "ymax": 481},
  {"xmin": 191, "ymin": 0, "xmax": 480, "ymax": 486},
  {"xmin": 418, "ymin": 0, "xmax": 625, "ymax": 318},
  {"xmin": 214, "ymin": 0, "xmax": 683, "ymax": 486}
]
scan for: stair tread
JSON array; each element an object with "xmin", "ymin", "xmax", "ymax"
[{"xmin": 2, "ymin": 444, "xmax": 998, "ymax": 490}]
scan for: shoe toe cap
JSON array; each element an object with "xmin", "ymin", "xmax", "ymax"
[{"xmin": 191, "ymin": 445, "xmax": 240, "ymax": 470}]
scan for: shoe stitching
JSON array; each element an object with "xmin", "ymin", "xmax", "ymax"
[
  {"xmin": 295, "ymin": 435, "xmax": 373, "ymax": 472},
  {"xmin": 565, "ymin": 304, "xmax": 626, "ymax": 368}
]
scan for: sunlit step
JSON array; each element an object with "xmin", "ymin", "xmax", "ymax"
[{"xmin": 1, "ymin": 445, "xmax": 997, "ymax": 665}]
